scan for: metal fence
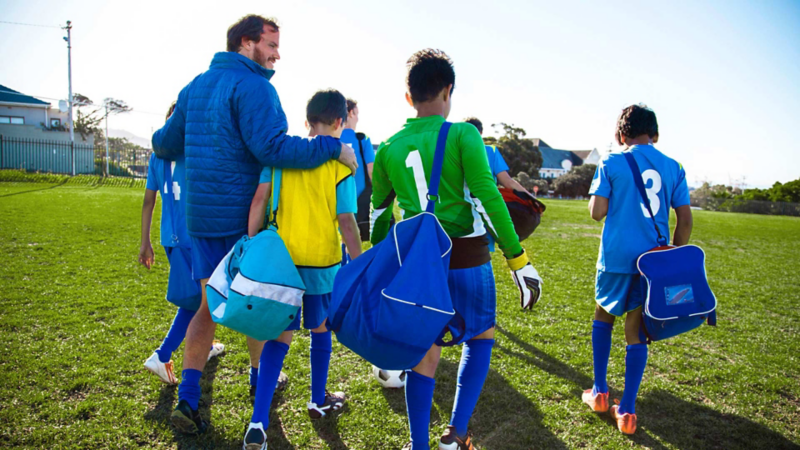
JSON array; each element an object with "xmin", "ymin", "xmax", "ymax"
[
  {"xmin": 692, "ymin": 196, "xmax": 800, "ymax": 217},
  {"xmin": 0, "ymin": 135, "xmax": 153, "ymax": 178}
]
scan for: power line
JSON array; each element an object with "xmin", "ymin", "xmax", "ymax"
[{"xmin": 0, "ymin": 20, "xmax": 61, "ymax": 29}]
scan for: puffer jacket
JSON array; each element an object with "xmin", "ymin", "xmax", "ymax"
[{"xmin": 152, "ymin": 52, "xmax": 341, "ymax": 238}]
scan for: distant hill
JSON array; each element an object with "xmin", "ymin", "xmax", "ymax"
[{"xmin": 108, "ymin": 129, "xmax": 151, "ymax": 149}]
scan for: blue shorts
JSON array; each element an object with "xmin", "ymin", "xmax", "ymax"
[
  {"xmin": 442, "ymin": 261, "xmax": 497, "ymax": 345},
  {"xmin": 595, "ymin": 270, "xmax": 643, "ymax": 317},
  {"xmin": 286, "ymin": 293, "xmax": 330, "ymax": 331},
  {"xmin": 190, "ymin": 234, "xmax": 241, "ymax": 281},
  {"xmin": 164, "ymin": 246, "xmax": 201, "ymax": 311}
]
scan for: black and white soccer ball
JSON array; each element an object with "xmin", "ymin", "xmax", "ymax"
[{"xmin": 372, "ymin": 366, "xmax": 407, "ymax": 389}]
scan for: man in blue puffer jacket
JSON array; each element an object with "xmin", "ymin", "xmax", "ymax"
[{"xmin": 152, "ymin": 14, "xmax": 357, "ymax": 435}]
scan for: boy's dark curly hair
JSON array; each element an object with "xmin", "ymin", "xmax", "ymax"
[
  {"xmin": 463, "ymin": 117, "xmax": 483, "ymax": 135},
  {"xmin": 615, "ymin": 104, "xmax": 658, "ymax": 145},
  {"xmin": 406, "ymin": 49, "xmax": 455, "ymax": 104}
]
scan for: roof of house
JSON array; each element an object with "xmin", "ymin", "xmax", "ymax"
[
  {"xmin": 0, "ymin": 84, "xmax": 50, "ymax": 106},
  {"xmin": 531, "ymin": 138, "xmax": 551, "ymax": 148},
  {"xmin": 540, "ymin": 147, "xmax": 585, "ymax": 170},
  {"xmin": 572, "ymin": 150, "xmax": 594, "ymax": 160}
]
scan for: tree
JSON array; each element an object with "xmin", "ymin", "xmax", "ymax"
[
  {"xmin": 488, "ymin": 122, "xmax": 543, "ymax": 180},
  {"xmin": 553, "ymin": 164, "xmax": 597, "ymax": 198},
  {"xmin": 71, "ymin": 94, "xmax": 132, "ymax": 141},
  {"xmin": 515, "ymin": 171, "xmax": 549, "ymax": 194}
]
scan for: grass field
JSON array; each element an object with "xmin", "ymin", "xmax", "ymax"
[{"xmin": 0, "ymin": 179, "xmax": 798, "ymax": 449}]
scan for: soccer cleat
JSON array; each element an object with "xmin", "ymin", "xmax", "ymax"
[
  {"xmin": 402, "ymin": 442, "xmax": 413, "ymax": 450},
  {"xmin": 143, "ymin": 352, "xmax": 178, "ymax": 385},
  {"xmin": 610, "ymin": 404, "xmax": 637, "ymax": 435},
  {"xmin": 307, "ymin": 391, "xmax": 346, "ymax": 419},
  {"xmin": 207, "ymin": 340, "xmax": 226, "ymax": 361},
  {"xmin": 170, "ymin": 399, "xmax": 208, "ymax": 435},
  {"xmin": 439, "ymin": 425, "xmax": 476, "ymax": 449},
  {"xmin": 243, "ymin": 422, "xmax": 267, "ymax": 450},
  {"xmin": 582, "ymin": 388, "xmax": 609, "ymax": 413}
]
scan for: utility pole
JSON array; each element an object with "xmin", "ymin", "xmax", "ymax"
[
  {"xmin": 62, "ymin": 20, "xmax": 75, "ymax": 175},
  {"xmin": 105, "ymin": 102, "xmax": 110, "ymax": 177}
]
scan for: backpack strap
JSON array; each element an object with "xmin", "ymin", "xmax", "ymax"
[
  {"xmin": 623, "ymin": 152, "xmax": 667, "ymax": 246},
  {"xmin": 425, "ymin": 121, "xmax": 452, "ymax": 213},
  {"xmin": 265, "ymin": 168, "xmax": 282, "ymax": 230}
]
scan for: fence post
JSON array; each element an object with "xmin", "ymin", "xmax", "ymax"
[
  {"xmin": 0, "ymin": 135, "xmax": 4, "ymax": 170},
  {"xmin": 71, "ymin": 141, "xmax": 75, "ymax": 176}
]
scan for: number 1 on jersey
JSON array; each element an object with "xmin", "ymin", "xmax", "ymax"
[{"xmin": 405, "ymin": 150, "xmax": 428, "ymax": 209}]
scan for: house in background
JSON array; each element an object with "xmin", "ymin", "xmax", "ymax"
[
  {"xmin": 0, "ymin": 84, "xmax": 89, "ymax": 144},
  {"xmin": 537, "ymin": 140, "xmax": 600, "ymax": 179}
]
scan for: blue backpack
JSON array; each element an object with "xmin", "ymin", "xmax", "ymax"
[
  {"xmin": 329, "ymin": 122, "xmax": 456, "ymax": 370},
  {"xmin": 205, "ymin": 169, "xmax": 306, "ymax": 341},
  {"xmin": 624, "ymin": 152, "xmax": 717, "ymax": 343}
]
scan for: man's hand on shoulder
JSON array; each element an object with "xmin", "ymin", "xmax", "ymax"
[{"xmin": 338, "ymin": 143, "xmax": 358, "ymax": 175}]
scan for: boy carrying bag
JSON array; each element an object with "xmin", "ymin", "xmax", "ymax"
[
  {"xmin": 206, "ymin": 168, "xmax": 305, "ymax": 341},
  {"xmin": 624, "ymin": 152, "xmax": 717, "ymax": 342}
]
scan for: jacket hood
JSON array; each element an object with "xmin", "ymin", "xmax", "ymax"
[{"xmin": 209, "ymin": 52, "xmax": 275, "ymax": 80}]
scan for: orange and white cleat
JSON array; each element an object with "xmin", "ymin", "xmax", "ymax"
[
  {"xmin": 610, "ymin": 404, "xmax": 637, "ymax": 434},
  {"xmin": 582, "ymin": 388, "xmax": 609, "ymax": 413},
  {"xmin": 144, "ymin": 352, "xmax": 178, "ymax": 385}
]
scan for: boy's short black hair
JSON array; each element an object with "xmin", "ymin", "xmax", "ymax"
[
  {"xmin": 227, "ymin": 15, "xmax": 279, "ymax": 52},
  {"xmin": 306, "ymin": 89, "xmax": 347, "ymax": 126},
  {"xmin": 463, "ymin": 117, "xmax": 482, "ymax": 135},
  {"xmin": 616, "ymin": 104, "xmax": 658, "ymax": 145},
  {"xmin": 165, "ymin": 101, "xmax": 177, "ymax": 122},
  {"xmin": 346, "ymin": 98, "xmax": 358, "ymax": 113},
  {"xmin": 406, "ymin": 49, "xmax": 455, "ymax": 104}
]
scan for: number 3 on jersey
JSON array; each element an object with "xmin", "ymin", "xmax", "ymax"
[{"xmin": 640, "ymin": 169, "xmax": 661, "ymax": 217}]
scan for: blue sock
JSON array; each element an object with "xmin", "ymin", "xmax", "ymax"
[
  {"xmin": 251, "ymin": 341, "xmax": 290, "ymax": 425},
  {"xmin": 249, "ymin": 366, "xmax": 259, "ymax": 387},
  {"xmin": 405, "ymin": 370, "xmax": 435, "ymax": 450},
  {"xmin": 591, "ymin": 320, "xmax": 614, "ymax": 394},
  {"xmin": 310, "ymin": 331, "xmax": 332, "ymax": 406},
  {"xmin": 178, "ymin": 368, "xmax": 202, "ymax": 410},
  {"xmin": 155, "ymin": 308, "xmax": 196, "ymax": 363},
  {"xmin": 619, "ymin": 343, "xmax": 648, "ymax": 415},
  {"xmin": 450, "ymin": 339, "xmax": 494, "ymax": 437}
]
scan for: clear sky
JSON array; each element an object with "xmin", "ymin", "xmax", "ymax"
[{"xmin": 1, "ymin": 0, "xmax": 798, "ymax": 188}]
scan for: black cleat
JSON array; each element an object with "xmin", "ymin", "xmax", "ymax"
[{"xmin": 170, "ymin": 399, "xmax": 208, "ymax": 435}]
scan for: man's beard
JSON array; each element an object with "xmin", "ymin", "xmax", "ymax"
[{"xmin": 253, "ymin": 47, "xmax": 268, "ymax": 67}]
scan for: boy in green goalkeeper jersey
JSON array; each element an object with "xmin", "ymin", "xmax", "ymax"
[{"xmin": 370, "ymin": 48, "xmax": 544, "ymax": 450}]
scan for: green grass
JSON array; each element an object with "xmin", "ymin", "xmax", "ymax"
[{"xmin": 0, "ymin": 181, "xmax": 798, "ymax": 449}]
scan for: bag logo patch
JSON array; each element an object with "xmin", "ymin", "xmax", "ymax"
[{"xmin": 665, "ymin": 284, "xmax": 694, "ymax": 306}]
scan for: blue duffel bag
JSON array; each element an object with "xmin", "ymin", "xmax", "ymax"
[
  {"xmin": 624, "ymin": 152, "xmax": 717, "ymax": 343},
  {"xmin": 205, "ymin": 169, "xmax": 306, "ymax": 341},
  {"xmin": 329, "ymin": 122, "xmax": 456, "ymax": 370}
]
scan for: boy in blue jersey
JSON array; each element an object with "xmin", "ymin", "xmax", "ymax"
[
  {"xmin": 582, "ymin": 104, "xmax": 693, "ymax": 434},
  {"xmin": 139, "ymin": 104, "xmax": 225, "ymax": 385},
  {"xmin": 242, "ymin": 89, "xmax": 362, "ymax": 450},
  {"xmin": 463, "ymin": 117, "xmax": 533, "ymax": 253},
  {"xmin": 340, "ymin": 98, "xmax": 376, "ymax": 248}
]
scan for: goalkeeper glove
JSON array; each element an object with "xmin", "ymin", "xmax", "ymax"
[{"xmin": 507, "ymin": 251, "xmax": 543, "ymax": 309}]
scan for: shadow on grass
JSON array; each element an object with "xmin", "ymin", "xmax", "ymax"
[
  {"xmin": 377, "ymin": 340, "xmax": 569, "ymax": 449},
  {"xmin": 636, "ymin": 389, "xmax": 799, "ymax": 450},
  {"xmin": 309, "ymin": 404, "xmax": 351, "ymax": 450},
  {"xmin": 496, "ymin": 326, "xmax": 799, "ymax": 450},
  {"xmin": 0, "ymin": 179, "xmax": 67, "ymax": 197}
]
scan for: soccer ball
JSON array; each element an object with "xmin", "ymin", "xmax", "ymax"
[{"xmin": 372, "ymin": 366, "xmax": 407, "ymax": 389}]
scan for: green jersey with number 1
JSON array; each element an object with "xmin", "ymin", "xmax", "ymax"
[{"xmin": 370, "ymin": 115, "xmax": 523, "ymax": 259}]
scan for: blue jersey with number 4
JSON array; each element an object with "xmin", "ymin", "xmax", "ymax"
[
  {"xmin": 146, "ymin": 153, "xmax": 191, "ymax": 249},
  {"xmin": 590, "ymin": 144, "xmax": 689, "ymax": 274}
]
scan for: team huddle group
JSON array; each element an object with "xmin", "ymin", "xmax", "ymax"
[{"xmin": 139, "ymin": 14, "xmax": 693, "ymax": 450}]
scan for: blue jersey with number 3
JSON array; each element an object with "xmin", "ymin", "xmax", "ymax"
[
  {"xmin": 146, "ymin": 153, "xmax": 191, "ymax": 249},
  {"xmin": 590, "ymin": 144, "xmax": 689, "ymax": 274}
]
